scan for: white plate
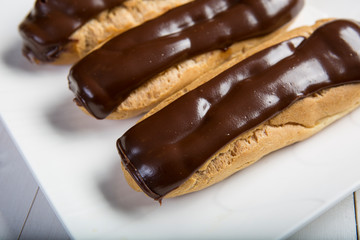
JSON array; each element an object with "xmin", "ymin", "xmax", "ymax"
[{"xmin": 1, "ymin": 1, "xmax": 359, "ymax": 239}]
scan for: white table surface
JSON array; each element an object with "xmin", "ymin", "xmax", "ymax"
[{"xmin": 1, "ymin": 0, "xmax": 360, "ymax": 239}]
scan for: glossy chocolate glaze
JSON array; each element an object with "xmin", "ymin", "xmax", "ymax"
[
  {"xmin": 117, "ymin": 20, "xmax": 360, "ymax": 200},
  {"xmin": 102, "ymin": 0, "xmax": 240, "ymax": 52},
  {"xmin": 19, "ymin": 0, "xmax": 125, "ymax": 62},
  {"xmin": 69, "ymin": 0, "xmax": 304, "ymax": 119}
]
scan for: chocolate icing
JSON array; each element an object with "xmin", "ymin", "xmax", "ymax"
[
  {"xmin": 117, "ymin": 20, "xmax": 360, "ymax": 200},
  {"xmin": 99, "ymin": 0, "xmax": 241, "ymax": 53},
  {"xmin": 68, "ymin": 0, "xmax": 304, "ymax": 119},
  {"xmin": 19, "ymin": 0, "xmax": 125, "ymax": 62}
]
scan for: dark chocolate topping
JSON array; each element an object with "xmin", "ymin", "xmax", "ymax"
[
  {"xmin": 68, "ymin": 0, "xmax": 304, "ymax": 119},
  {"xmin": 19, "ymin": 0, "xmax": 125, "ymax": 62},
  {"xmin": 102, "ymin": 0, "xmax": 241, "ymax": 52},
  {"xmin": 117, "ymin": 20, "xmax": 360, "ymax": 200}
]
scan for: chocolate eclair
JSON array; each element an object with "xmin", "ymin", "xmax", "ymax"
[
  {"xmin": 19, "ymin": 0, "xmax": 192, "ymax": 64},
  {"xmin": 68, "ymin": 0, "xmax": 304, "ymax": 119},
  {"xmin": 117, "ymin": 19, "xmax": 360, "ymax": 201}
]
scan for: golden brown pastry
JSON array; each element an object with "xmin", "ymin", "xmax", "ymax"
[
  {"xmin": 117, "ymin": 19, "xmax": 360, "ymax": 201},
  {"xmin": 68, "ymin": 0, "xmax": 304, "ymax": 119}
]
